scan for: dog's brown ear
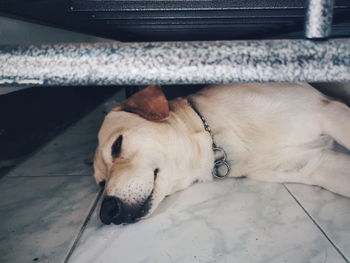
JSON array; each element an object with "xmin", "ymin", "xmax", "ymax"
[{"xmin": 112, "ymin": 84, "xmax": 169, "ymax": 121}]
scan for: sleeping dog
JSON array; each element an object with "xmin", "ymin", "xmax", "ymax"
[{"xmin": 94, "ymin": 83, "xmax": 350, "ymax": 225}]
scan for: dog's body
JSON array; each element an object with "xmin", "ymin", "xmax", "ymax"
[{"xmin": 95, "ymin": 83, "xmax": 350, "ymax": 225}]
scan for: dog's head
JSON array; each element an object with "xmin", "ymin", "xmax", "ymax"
[{"xmin": 94, "ymin": 85, "xmax": 213, "ymax": 225}]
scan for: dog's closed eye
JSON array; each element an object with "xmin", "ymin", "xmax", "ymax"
[{"xmin": 112, "ymin": 135, "xmax": 123, "ymax": 158}]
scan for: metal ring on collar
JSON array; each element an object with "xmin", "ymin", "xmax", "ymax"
[
  {"xmin": 212, "ymin": 159, "xmax": 230, "ymax": 179},
  {"xmin": 213, "ymin": 146, "xmax": 227, "ymax": 162}
]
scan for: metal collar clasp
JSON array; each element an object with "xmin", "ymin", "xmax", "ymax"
[{"xmin": 212, "ymin": 146, "xmax": 230, "ymax": 179}]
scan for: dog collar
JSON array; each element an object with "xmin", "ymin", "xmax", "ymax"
[{"xmin": 187, "ymin": 98, "xmax": 230, "ymax": 179}]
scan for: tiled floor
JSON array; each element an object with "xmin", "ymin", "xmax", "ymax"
[{"xmin": 1, "ymin": 89, "xmax": 350, "ymax": 263}]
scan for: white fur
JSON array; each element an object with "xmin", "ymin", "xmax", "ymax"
[{"xmin": 94, "ymin": 83, "xmax": 350, "ymax": 218}]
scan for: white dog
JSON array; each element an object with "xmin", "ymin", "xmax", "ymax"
[{"xmin": 94, "ymin": 83, "xmax": 350, "ymax": 225}]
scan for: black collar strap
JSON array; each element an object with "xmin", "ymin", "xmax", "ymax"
[{"xmin": 187, "ymin": 98, "xmax": 230, "ymax": 179}]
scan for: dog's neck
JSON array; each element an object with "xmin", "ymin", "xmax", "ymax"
[
  {"xmin": 168, "ymin": 98, "xmax": 206, "ymax": 134},
  {"xmin": 164, "ymin": 98, "xmax": 215, "ymax": 183},
  {"xmin": 186, "ymin": 98, "xmax": 231, "ymax": 179}
]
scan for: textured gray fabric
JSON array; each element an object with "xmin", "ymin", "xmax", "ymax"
[
  {"xmin": 305, "ymin": 0, "xmax": 334, "ymax": 39},
  {"xmin": 1, "ymin": 39, "xmax": 350, "ymax": 87}
]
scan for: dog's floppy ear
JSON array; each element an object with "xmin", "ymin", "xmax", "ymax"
[{"xmin": 112, "ymin": 84, "xmax": 169, "ymax": 122}]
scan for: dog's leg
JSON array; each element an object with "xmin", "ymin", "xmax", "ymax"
[
  {"xmin": 248, "ymin": 150, "xmax": 350, "ymax": 198},
  {"xmin": 321, "ymin": 100, "xmax": 350, "ymax": 150},
  {"xmin": 306, "ymin": 150, "xmax": 350, "ymax": 198}
]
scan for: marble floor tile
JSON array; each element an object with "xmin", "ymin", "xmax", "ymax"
[
  {"xmin": 6, "ymin": 131, "xmax": 97, "ymax": 177},
  {"xmin": 7, "ymin": 89, "xmax": 125, "ymax": 177},
  {"xmin": 70, "ymin": 179, "xmax": 346, "ymax": 263},
  {"xmin": 285, "ymin": 183, "xmax": 350, "ymax": 261},
  {"xmin": 0, "ymin": 176, "xmax": 100, "ymax": 263}
]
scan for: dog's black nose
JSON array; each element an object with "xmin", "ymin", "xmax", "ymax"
[{"xmin": 100, "ymin": 196, "xmax": 123, "ymax": 225}]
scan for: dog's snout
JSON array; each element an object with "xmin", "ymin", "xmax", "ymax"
[{"xmin": 100, "ymin": 196, "xmax": 123, "ymax": 225}]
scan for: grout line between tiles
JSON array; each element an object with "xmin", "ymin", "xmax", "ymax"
[
  {"xmin": 64, "ymin": 188, "xmax": 103, "ymax": 263},
  {"xmin": 283, "ymin": 184, "xmax": 349, "ymax": 263}
]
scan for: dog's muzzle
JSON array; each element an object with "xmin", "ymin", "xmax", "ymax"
[{"xmin": 100, "ymin": 193, "xmax": 153, "ymax": 225}]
